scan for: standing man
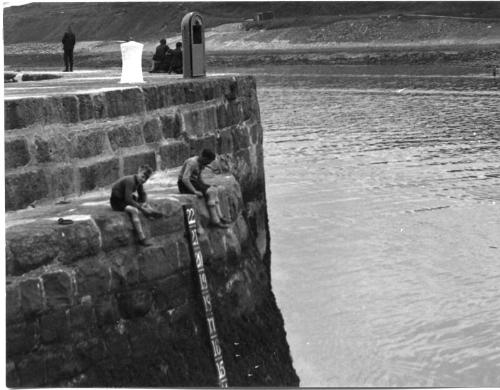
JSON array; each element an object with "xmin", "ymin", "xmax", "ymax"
[{"xmin": 62, "ymin": 26, "xmax": 76, "ymax": 72}]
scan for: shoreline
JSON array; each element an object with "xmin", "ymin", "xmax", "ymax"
[{"xmin": 5, "ymin": 43, "xmax": 499, "ymax": 71}]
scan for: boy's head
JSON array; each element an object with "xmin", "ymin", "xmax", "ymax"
[
  {"xmin": 137, "ymin": 165, "xmax": 153, "ymax": 184},
  {"xmin": 199, "ymin": 149, "xmax": 216, "ymax": 166},
  {"xmin": 160, "ymin": 38, "xmax": 166, "ymax": 45}
]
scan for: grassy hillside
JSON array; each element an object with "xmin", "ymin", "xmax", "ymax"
[{"xmin": 4, "ymin": 1, "xmax": 500, "ymax": 43}]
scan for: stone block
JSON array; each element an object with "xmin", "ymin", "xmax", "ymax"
[
  {"xmin": 168, "ymin": 83, "xmax": 187, "ymax": 105},
  {"xmin": 143, "ymin": 118, "xmax": 163, "ymax": 143},
  {"xmin": 137, "ymin": 245, "xmax": 177, "ymax": 283},
  {"xmin": 109, "ymin": 249, "xmax": 140, "ymax": 287},
  {"xmin": 203, "ymin": 81, "xmax": 215, "ymax": 101},
  {"xmin": 74, "ymin": 256, "xmax": 113, "ymax": 298},
  {"xmin": 77, "ymin": 94, "xmax": 94, "ymax": 121},
  {"xmin": 5, "ymin": 168, "xmax": 49, "ymax": 211},
  {"xmin": 7, "ymin": 321, "xmax": 37, "ymax": 357},
  {"xmin": 17, "ymin": 354, "xmax": 46, "ymax": 387},
  {"xmin": 94, "ymin": 212, "xmax": 136, "ymax": 251},
  {"xmin": 5, "ymin": 137, "xmax": 30, "ymax": 169},
  {"xmin": 117, "ymin": 289, "xmax": 153, "ymax": 319},
  {"xmin": 4, "ymin": 97, "xmax": 45, "ymax": 129},
  {"xmin": 75, "ymin": 337, "xmax": 107, "ymax": 362},
  {"xmin": 180, "ymin": 107, "xmax": 205, "ymax": 136},
  {"xmin": 45, "ymin": 164, "xmax": 75, "ymax": 198},
  {"xmin": 143, "ymin": 85, "xmax": 160, "ymax": 110},
  {"xmin": 144, "ymin": 201, "xmax": 186, "ymax": 236},
  {"xmin": 42, "ymin": 97, "xmax": 66, "ymax": 126},
  {"xmin": 242, "ymin": 95, "xmax": 261, "ymax": 122},
  {"xmin": 102, "ymin": 325, "xmax": 131, "ymax": 357},
  {"xmin": 188, "ymin": 135, "xmax": 217, "ymax": 156},
  {"xmin": 68, "ymin": 302, "xmax": 95, "ymax": 334},
  {"xmin": 40, "ymin": 310, "xmax": 69, "ymax": 344},
  {"xmin": 6, "ymin": 360, "xmax": 20, "ymax": 387},
  {"xmin": 34, "ymin": 134, "xmax": 72, "ymax": 163},
  {"xmin": 42, "ymin": 271, "xmax": 73, "ymax": 310},
  {"xmin": 45, "ymin": 347, "xmax": 84, "ymax": 384},
  {"xmin": 79, "ymin": 157, "xmax": 120, "ymax": 192},
  {"xmin": 249, "ymin": 120, "xmax": 263, "ymax": 145},
  {"xmin": 72, "ymin": 130, "xmax": 108, "ymax": 159},
  {"xmin": 224, "ymin": 79, "xmax": 239, "ymax": 101},
  {"xmin": 159, "ymin": 141, "xmax": 190, "ymax": 169},
  {"xmin": 156, "ymin": 85, "xmax": 173, "ymax": 108},
  {"xmin": 205, "ymin": 228, "xmax": 227, "ymax": 263},
  {"xmin": 184, "ymin": 82, "xmax": 204, "ymax": 103},
  {"xmin": 6, "ymin": 282, "xmax": 22, "ymax": 324},
  {"xmin": 176, "ymin": 239, "xmax": 191, "ymax": 269},
  {"xmin": 20, "ymin": 278, "xmax": 44, "ymax": 319},
  {"xmin": 159, "ymin": 112, "xmax": 181, "ymax": 139},
  {"xmin": 227, "ymin": 100, "xmax": 243, "ymax": 126},
  {"xmin": 92, "ymin": 94, "xmax": 106, "ymax": 119},
  {"xmin": 180, "ymin": 105, "xmax": 218, "ymax": 137},
  {"xmin": 7, "ymin": 219, "xmax": 101, "ymax": 273},
  {"xmin": 94, "ymin": 296, "xmax": 120, "ymax": 326},
  {"xmin": 232, "ymin": 124, "xmax": 251, "ymax": 150},
  {"xmin": 217, "ymin": 126, "xmax": 234, "ymax": 154},
  {"xmin": 104, "ymin": 88, "xmax": 145, "ymax": 118},
  {"xmin": 205, "ymin": 105, "xmax": 219, "ymax": 132},
  {"xmin": 108, "ymin": 123, "xmax": 144, "ymax": 150},
  {"xmin": 153, "ymin": 274, "xmax": 193, "ymax": 312},
  {"xmin": 127, "ymin": 318, "xmax": 160, "ymax": 357},
  {"xmin": 61, "ymin": 95, "xmax": 79, "ymax": 123},
  {"xmin": 6, "ymin": 244, "xmax": 17, "ymax": 276},
  {"xmin": 234, "ymin": 214, "xmax": 250, "ymax": 247},
  {"xmin": 4, "ymin": 99, "xmax": 21, "ymax": 130},
  {"xmin": 123, "ymin": 150, "xmax": 156, "ymax": 176},
  {"xmin": 216, "ymin": 103, "xmax": 228, "ymax": 129}
]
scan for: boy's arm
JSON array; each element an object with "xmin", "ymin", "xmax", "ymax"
[
  {"xmin": 181, "ymin": 161, "xmax": 203, "ymax": 196},
  {"xmin": 137, "ymin": 184, "xmax": 147, "ymax": 204},
  {"xmin": 123, "ymin": 180, "xmax": 143, "ymax": 209}
]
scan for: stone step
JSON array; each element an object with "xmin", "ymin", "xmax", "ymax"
[
  {"xmin": 4, "ymin": 76, "xmax": 253, "ymax": 131},
  {"xmin": 5, "ymin": 170, "xmax": 243, "ymax": 278}
]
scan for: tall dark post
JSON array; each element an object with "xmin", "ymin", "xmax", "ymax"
[{"xmin": 181, "ymin": 12, "xmax": 206, "ymax": 78}]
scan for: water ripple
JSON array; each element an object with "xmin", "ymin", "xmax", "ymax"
[{"xmin": 255, "ymin": 65, "xmax": 500, "ymax": 387}]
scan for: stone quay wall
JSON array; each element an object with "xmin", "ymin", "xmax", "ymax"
[
  {"xmin": 4, "ymin": 76, "xmax": 261, "ymax": 210},
  {"xmin": 5, "ymin": 76, "xmax": 299, "ymax": 387}
]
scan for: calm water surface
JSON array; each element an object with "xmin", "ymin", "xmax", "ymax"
[{"xmin": 225, "ymin": 65, "xmax": 500, "ymax": 387}]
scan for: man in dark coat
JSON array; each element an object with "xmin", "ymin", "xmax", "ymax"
[
  {"xmin": 62, "ymin": 26, "xmax": 76, "ymax": 72},
  {"xmin": 150, "ymin": 38, "xmax": 169, "ymax": 73},
  {"xmin": 168, "ymin": 42, "xmax": 183, "ymax": 74}
]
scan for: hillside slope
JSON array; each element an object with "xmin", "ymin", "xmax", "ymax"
[{"xmin": 4, "ymin": 1, "xmax": 500, "ymax": 43}]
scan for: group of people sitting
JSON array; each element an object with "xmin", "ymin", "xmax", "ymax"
[
  {"xmin": 110, "ymin": 149, "xmax": 230, "ymax": 246},
  {"xmin": 149, "ymin": 38, "xmax": 183, "ymax": 74}
]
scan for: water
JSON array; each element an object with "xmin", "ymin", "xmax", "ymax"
[{"xmin": 227, "ymin": 65, "xmax": 500, "ymax": 386}]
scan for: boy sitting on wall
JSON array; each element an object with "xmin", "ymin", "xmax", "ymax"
[
  {"xmin": 178, "ymin": 149, "xmax": 230, "ymax": 228},
  {"xmin": 110, "ymin": 164, "xmax": 156, "ymax": 246}
]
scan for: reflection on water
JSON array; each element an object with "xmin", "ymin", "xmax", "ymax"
[{"xmin": 241, "ymin": 65, "xmax": 499, "ymax": 386}]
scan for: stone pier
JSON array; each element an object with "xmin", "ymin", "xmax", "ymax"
[{"xmin": 4, "ymin": 72, "xmax": 299, "ymax": 387}]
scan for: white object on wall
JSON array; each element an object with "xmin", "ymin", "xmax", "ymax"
[{"xmin": 120, "ymin": 41, "xmax": 144, "ymax": 83}]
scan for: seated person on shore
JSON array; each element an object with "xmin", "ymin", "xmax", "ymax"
[
  {"xmin": 110, "ymin": 165, "xmax": 155, "ymax": 246},
  {"xmin": 168, "ymin": 42, "xmax": 183, "ymax": 74},
  {"xmin": 150, "ymin": 38, "xmax": 169, "ymax": 73},
  {"xmin": 159, "ymin": 46, "xmax": 173, "ymax": 72},
  {"xmin": 178, "ymin": 149, "xmax": 230, "ymax": 228}
]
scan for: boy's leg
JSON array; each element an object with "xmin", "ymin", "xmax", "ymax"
[
  {"xmin": 206, "ymin": 187, "xmax": 230, "ymax": 225},
  {"xmin": 125, "ymin": 205, "xmax": 151, "ymax": 245}
]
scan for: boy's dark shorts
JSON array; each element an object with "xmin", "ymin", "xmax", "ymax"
[
  {"xmin": 178, "ymin": 178, "xmax": 210, "ymax": 195},
  {"xmin": 110, "ymin": 197, "xmax": 127, "ymax": 211}
]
